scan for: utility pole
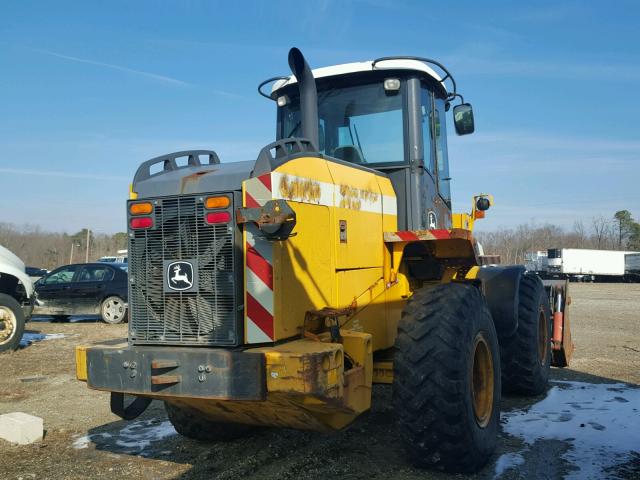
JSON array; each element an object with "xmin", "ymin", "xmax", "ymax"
[
  {"xmin": 70, "ymin": 241, "xmax": 81, "ymax": 264},
  {"xmin": 85, "ymin": 229, "xmax": 90, "ymax": 263}
]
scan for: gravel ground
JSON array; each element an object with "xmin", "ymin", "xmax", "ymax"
[{"xmin": 0, "ymin": 283, "xmax": 639, "ymax": 479}]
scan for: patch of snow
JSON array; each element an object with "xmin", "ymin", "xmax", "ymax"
[
  {"xmin": 73, "ymin": 432, "xmax": 112, "ymax": 449},
  {"xmin": 114, "ymin": 419, "xmax": 177, "ymax": 452},
  {"xmin": 30, "ymin": 316, "xmax": 100, "ymax": 323},
  {"xmin": 19, "ymin": 332, "xmax": 68, "ymax": 347},
  {"xmin": 73, "ymin": 419, "xmax": 176, "ymax": 453},
  {"xmin": 72, "ymin": 435, "xmax": 91, "ymax": 449},
  {"xmin": 494, "ymin": 452, "xmax": 525, "ymax": 478},
  {"xmin": 502, "ymin": 380, "xmax": 640, "ymax": 479}
]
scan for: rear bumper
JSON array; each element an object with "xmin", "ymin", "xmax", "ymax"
[
  {"xmin": 78, "ymin": 343, "xmax": 266, "ymax": 401},
  {"xmin": 75, "ymin": 331, "xmax": 373, "ymax": 431}
]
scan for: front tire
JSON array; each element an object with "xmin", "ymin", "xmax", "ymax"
[
  {"xmin": 393, "ymin": 283, "xmax": 501, "ymax": 473},
  {"xmin": 0, "ymin": 293, "xmax": 26, "ymax": 353},
  {"xmin": 100, "ymin": 296, "xmax": 127, "ymax": 324},
  {"xmin": 164, "ymin": 402, "xmax": 253, "ymax": 441},
  {"xmin": 500, "ymin": 273, "xmax": 551, "ymax": 395}
]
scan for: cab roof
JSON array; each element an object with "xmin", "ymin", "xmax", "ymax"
[{"xmin": 271, "ymin": 59, "xmax": 448, "ymax": 96}]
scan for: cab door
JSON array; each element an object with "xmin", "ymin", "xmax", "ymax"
[
  {"xmin": 432, "ymin": 96, "xmax": 452, "ymax": 228},
  {"xmin": 419, "ymin": 85, "xmax": 451, "ymax": 229}
]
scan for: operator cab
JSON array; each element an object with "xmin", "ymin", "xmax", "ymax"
[{"xmin": 264, "ymin": 57, "xmax": 474, "ymax": 231}]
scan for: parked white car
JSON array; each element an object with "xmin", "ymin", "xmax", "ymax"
[{"xmin": 0, "ymin": 245, "xmax": 34, "ymax": 352}]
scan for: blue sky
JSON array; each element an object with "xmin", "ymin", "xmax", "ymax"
[{"xmin": 1, "ymin": 1, "xmax": 639, "ymax": 234}]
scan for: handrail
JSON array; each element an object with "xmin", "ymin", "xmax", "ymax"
[
  {"xmin": 372, "ymin": 56, "xmax": 460, "ymax": 102},
  {"xmin": 258, "ymin": 76, "xmax": 290, "ymax": 100}
]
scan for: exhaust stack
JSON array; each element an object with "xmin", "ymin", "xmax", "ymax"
[{"xmin": 287, "ymin": 48, "xmax": 319, "ymax": 150}]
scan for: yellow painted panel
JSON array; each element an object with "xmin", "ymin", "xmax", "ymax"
[
  {"xmin": 376, "ymin": 176, "xmax": 396, "ymax": 197},
  {"xmin": 382, "ymin": 213, "xmax": 398, "ymax": 233},
  {"xmin": 326, "ymin": 162, "xmax": 386, "ymax": 269},
  {"xmin": 384, "ymin": 275, "xmax": 410, "ymax": 345},
  {"xmin": 336, "ymin": 268, "xmax": 393, "ymax": 351},
  {"xmin": 335, "ymin": 267, "xmax": 382, "ymax": 307},
  {"xmin": 251, "ymin": 339, "xmax": 344, "ymax": 397},
  {"xmin": 273, "ymin": 202, "xmax": 335, "ymax": 340},
  {"xmin": 273, "ymin": 156, "xmax": 335, "ymax": 184},
  {"xmin": 75, "ymin": 345, "xmax": 88, "ymax": 381},
  {"xmin": 334, "ymin": 210, "xmax": 383, "ymax": 268}
]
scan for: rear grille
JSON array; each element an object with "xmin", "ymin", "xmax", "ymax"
[{"xmin": 128, "ymin": 195, "xmax": 238, "ymax": 346}]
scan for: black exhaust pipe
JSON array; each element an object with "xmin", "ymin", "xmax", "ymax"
[{"xmin": 288, "ymin": 48, "xmax": 319, "ymax": 150}]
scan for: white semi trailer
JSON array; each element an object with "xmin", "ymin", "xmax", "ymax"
[{"xmin": 547, "ymin": 248, "xmax": 638, "ymax": 281}]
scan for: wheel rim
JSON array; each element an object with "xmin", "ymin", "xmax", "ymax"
[
  {"xmin": 103, "ymin": 298, "xmax": 124, "ymax": 323},
  {"xmin": 471, "ymin": 333, "xmax": 494, "ymax": 428},
  {"xmin": 0, "ymin": 306, "xmax": 17, "ymax": 345},
  {"xmin": 537, "ymin": 309, "xmax": 549, "ymax": 365}
]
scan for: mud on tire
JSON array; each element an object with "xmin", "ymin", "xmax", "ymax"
[
  {"xmin": 500, "ymin": 273, "xmax": 551, "ymax": 396},
  {"xmin": 164, "ymin": 402, "xmax": 253, "ymax": 441},
  {"xmin": 393, "ymin": 282, "xmax": 501, "ymax": 473}
]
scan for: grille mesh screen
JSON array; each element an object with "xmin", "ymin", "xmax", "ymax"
[{"xmin": 129, "ymin": 195, "xmax": 237, "ymax": 346}]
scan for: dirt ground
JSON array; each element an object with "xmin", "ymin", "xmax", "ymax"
[{"xmin": 1, "ymin": 283, "xmax": 639, "ymax": 479}]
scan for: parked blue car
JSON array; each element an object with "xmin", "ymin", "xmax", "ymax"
[{"xmin": 33, "ymin": 262, "xmax": 128, "ymax": 324}]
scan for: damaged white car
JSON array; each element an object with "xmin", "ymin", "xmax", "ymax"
[{"xmin": 0, "ymin": 245, "xmax": 34, "ymax": 352}]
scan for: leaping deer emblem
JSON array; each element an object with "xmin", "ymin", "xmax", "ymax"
[{"xmin": 171, "ymin": 264, "xmax": 193, "ymax": 288}]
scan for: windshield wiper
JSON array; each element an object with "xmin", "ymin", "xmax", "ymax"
[{"xmin": 352, "ymin": 123, "xmax": 365, "ymax": 161}]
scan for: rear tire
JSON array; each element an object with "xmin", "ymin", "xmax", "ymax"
[
  {"xmin": 500, "ymin": 273, "xmax": 551, "ymax": 395},
  {"xmin": 164, "ymin": 402, "xmax": 253, "ymax": 441},
  {"xmin": 100, "ymin": 296, "xmax": 128, "ymax": 324},
  {"xmin": 0, "ymin": 293, "xmax": 26, "ymax": 353},
  {"xmin": 393, "ymin": 283, "xmax": 501, "ymax": 473}
]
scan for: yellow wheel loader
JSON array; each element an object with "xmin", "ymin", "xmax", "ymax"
[{"xmin": 75, "ymin": 48, "xmax": 573, "ymax": 473}]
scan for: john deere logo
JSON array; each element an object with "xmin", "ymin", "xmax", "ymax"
[
  {"xmin": 428, "ymin": 211, "xmax": 437, "ymax": 229},
  {"xmin": 164, "ymin": 260, "xmax": 198, "ymax": 292}
]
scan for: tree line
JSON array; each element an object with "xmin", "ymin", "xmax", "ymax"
[
  {"xmin": 476, "ymin": 210, "xmax": 640, "ymax": 265},
  {"xmin": 0, "ymin": 223, "xmax": 128, "ymax": 270}
]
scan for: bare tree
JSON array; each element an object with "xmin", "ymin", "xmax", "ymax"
[
  {"xmin": 0, "ymin": 222, "xmax": 127, "ymax": 270},
  {"xmin": 591, "ymin": 216, "xmax": 609, "ymax": 249},
  {"xmin": 571, "ymin": 220, "xmax": 587, "ymax": 248}
]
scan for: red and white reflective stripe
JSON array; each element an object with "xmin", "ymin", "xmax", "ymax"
[
  {"xmin": 244, "ymin": 174, "xmax": 275, "ymax": 343},
  {"xmin": 383, "ymin": 229, "xmax": 452, "ymax": 242},
  {"xmin": 245, "ymin": 173, "xmax": 272, "ymax": 208}
]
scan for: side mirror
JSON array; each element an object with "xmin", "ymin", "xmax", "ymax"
[{"xmin": 453, "ymin": 103, "xmax": 475, "ymax": 135}]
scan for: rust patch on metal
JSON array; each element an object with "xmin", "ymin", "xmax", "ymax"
[
  {"xmin": 179, "ymin": 169, "xmax": 217, "ymax": 193},
  {"xmin": 151, "ymin": 375, "xmax": 181, "ymax": 385},
  {"xmin": 151, "ymin": 360, "xmax": 179, "ymax": 369},
  {"xmin": 279, "ymin": 175, "xmax": 321, "ymax": 203}
]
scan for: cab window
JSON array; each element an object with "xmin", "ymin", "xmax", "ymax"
[
  {"xmin": 433, "ymin": 98, "xmax": 451, "ymax": 203},
  {"xmin": 420, "ymin": 87, "xmax": 435, "ymax": 174},
  {"xmin": 280, "ymin": 81, "xmax": 405, "ymax": 165}
]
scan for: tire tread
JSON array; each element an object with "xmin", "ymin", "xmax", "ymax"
[{"xmin": 393, "ymin": 283, "xmax": 500, "ymax": 473}]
